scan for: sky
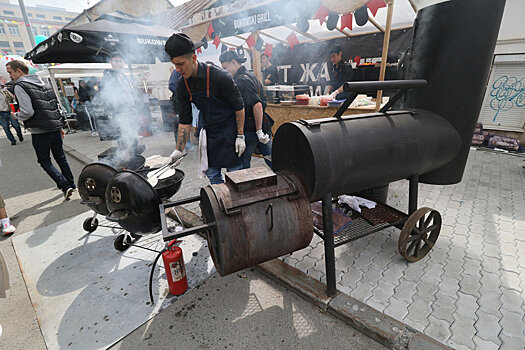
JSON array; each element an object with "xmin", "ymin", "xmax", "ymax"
[{"xmin": 14, "ymin": 0, "xmax": 190, "ymax": 13}]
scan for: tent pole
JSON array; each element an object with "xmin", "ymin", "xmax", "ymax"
[
  {"xmin": 48, "ymin": 68, "xmax": 66, "ymax": 111},
  {"xmin": 128, "ymin": 63, "xmax": 133, "ymax": 78},
  {"xmin": 252, "ymin": 32, "xmax": 262, "ymax": 82},
  {"xmin": 375, "ymin": 0, "xmax": 394, "ymax": 112}
]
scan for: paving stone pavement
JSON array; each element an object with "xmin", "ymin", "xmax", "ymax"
[{"xmin": 283, "ymin": 149, "xmax": 525, "ymax": 349}]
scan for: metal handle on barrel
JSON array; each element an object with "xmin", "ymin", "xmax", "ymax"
[{"xmin": 159, "ymin": 195, "xmax": 217, "ymax": 242}]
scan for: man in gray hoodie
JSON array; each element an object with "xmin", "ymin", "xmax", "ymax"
[{"xmin": 6, "ymin": 60, "xmax": 75, "ymax": 199}]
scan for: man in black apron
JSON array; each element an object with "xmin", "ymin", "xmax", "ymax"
[
  {"xmin": 328, "ymin": 45, "xmax": 354, "ymax": 101},
  {"xmin": 165, "ymin": 33, "xmax": 246, "ymax": 184}
]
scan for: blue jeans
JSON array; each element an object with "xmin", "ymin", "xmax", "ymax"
[
  {"xmin": 31, "ymin": 131, "xmax": 75, "ymax": 191},
  {"xmin": 206, "ymin": 164, "xmax": 243, "ymax": 184},
  {"xmin": 0, "ymin": 111, "xmax": 23, "ymax": 143},
  {"xmin": 242, "ymin": 131, "xmax": 272, "ymax": 169}
]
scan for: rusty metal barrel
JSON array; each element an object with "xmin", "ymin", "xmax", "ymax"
[{"xmin": 199, "ymin": 167, "xmax": 313, "ymax": 276}]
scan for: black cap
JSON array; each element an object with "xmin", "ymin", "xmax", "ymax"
[
  {"xmin": 109, "ymin": 52, "xmax": 124, "ymax": 59},
  {"xmin": 329, "ymin": 45, "xmax": 342, "ymax": 54},
  {"xmin": 165, "ymin": 33, "xmax": 204, "ymax": 58},
  {"xmin": 219, "ymin": 50, "xmax": 247, "ymax": 64}
]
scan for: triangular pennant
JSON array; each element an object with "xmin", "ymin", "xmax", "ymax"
[
  {"xmin": 245, "ymin": 34, "xmax": 256, "ymax": 50},
  {"xmin": 264, "ymin": 44, "xmax": 273, "ymax": 58},
  {"xmin": 213, "ymin": 34, "xmax": 221, "ymax": 49},
  {"xmin": 207, "ymin": 23, "xmax": 214, "ymax": 37},
  {"xmin": 367, "ymin": 0, "xmax": 387, "ymax": 17},
  {"xmin": 255, "ymin": 36, "xmax": 264, "ymax": 51},
  {"xmin": 196, "ymin": 47, "xmax": 202, "ymax": 54},
  {"xmin": 286, "ymin": 32, "xmax": 299, "ymax": 50},
  {"xmin": 314, "ymin": 5, "xmax": 330, "ymax": 25},
  {"xmin": 341, "ymin": 12, "xmax": 353, "ymax": 31}
]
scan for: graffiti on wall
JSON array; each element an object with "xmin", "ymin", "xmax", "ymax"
[{"xmin": 489, "ymin": 75, "xmax": 525, "ymax": 121}]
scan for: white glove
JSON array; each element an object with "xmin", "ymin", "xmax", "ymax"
[
  {"xmin": 329, "ymin": 91, "xmax": 338, "ymax": 100},
  {"xmin": 235, "ymin": 135, "xmax": 246, "ymax": 157},
  {"xmin": 256, "ymin": 129, "xmax": 270, "ymax": 144},
  {"xmin": 169, "ymin": 149, "xmax": 184, "ymax": 161}
]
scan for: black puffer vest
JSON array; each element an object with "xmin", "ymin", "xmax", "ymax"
[{"xmin": 15, "ymin": 80, "xmax": 64, "ymax": 130}]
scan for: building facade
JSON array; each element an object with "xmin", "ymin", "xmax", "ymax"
[{"xmin": 0, "ymin": 0, "xmax": 78, "ymax": 57}]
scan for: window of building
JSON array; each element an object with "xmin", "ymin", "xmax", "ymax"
[
  {"xmin": 36, "ymin": 14, "xmax": 45, "ymax": 19},
  {"xmin": 31, "ymin": 26, "xmax": 38, "ymax": 36},
  {"xmin": 0, "ymin": 41, "xmax": 10, "ymax": 47},
  {"xmin": 41, "ymin": 27, "xmax": 50, "ymax": 36},
  {"xmin": 3, "ymin": 10, "xmax": 15, "ymax": 16},
  {"xmin": 8, "ymin": 25, "xmax": 19, "ymax": 35},
  {"xmin": 13, "ymin": 41, "xmax": 24, "ymax": 48},
  {"xmin": 28, "ymin": 13, "xmax": 33, "ymax": 17},
  {"xmin": 16, "ymin": 50, "xmax": 25, "ymax": 56},
  {"xmin": 0, "ymin": 25, "xmax": 5, "ymax": 35},
  {"xmin": 65, "ymin": 17, "xmax": 73, "ymax": 21},
  {"xmin": 53, "ymin": 16, "xmax": 62, "ymax": 21}
]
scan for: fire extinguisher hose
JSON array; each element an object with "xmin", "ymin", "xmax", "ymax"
[{"xmin": 149, "ymin": 248, "xmax": 167, "ymax": 304}]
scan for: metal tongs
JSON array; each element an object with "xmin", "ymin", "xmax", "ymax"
[{"xmin": 147, "ymin": 154, "xmax": 186, "ymax": 187}]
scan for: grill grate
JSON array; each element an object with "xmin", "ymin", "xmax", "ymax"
[{"xmin": 313, "ymin": 201, "xmax": 407, "ymax": 247}]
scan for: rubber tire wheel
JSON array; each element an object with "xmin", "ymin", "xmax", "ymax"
[
  {"xmin": 114, "ymin": 234, "xmax": 132, "ymax": 252},
  {"xmin": 83, "ymin": 217, "xmax": 99, "ymax": 233}
]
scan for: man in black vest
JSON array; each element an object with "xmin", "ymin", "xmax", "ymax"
[{"xmin": 7, "ymin": 60, "xmax": 76, "ymax": 200}]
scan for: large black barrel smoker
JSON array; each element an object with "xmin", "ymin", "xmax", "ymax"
[{"xmin": 269, "ymin": 0, "xmax": 507, "ymax": 295}]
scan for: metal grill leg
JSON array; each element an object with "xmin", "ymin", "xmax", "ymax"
[
  {"xmin": 322, "ymin": 193, "xmax": 337, "ymax": 296},
  {"xmin": 409, "ymin": 175, "xmax": 419, "ymax": 215}
]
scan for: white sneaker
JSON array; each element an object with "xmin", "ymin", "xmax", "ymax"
[
  {"xmin": 2, "ymin": 224, "xmax": 16, "ymax": 236},
  {"xmin": 91, "ymin": 131, "xmax": 99, "ymax": 137},
  {"xmin": 64, "ymin": 187, "xmax": 74, "ymax": 200}
]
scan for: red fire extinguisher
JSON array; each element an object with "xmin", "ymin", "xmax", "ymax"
[{"xmin": 162, "ymin": 239, "xmax": 188, "ymax": 296}]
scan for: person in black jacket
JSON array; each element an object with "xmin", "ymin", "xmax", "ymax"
[
  {"xmin": 261, "ymin": 53, "xmax": 278, "ymax": 86},
  {"xmin": 328, "ymin": 45, "xmax": 354, "ymax": 100},
  {"xmin": 7, "ymin": 60, "xmax": 75, "ymax": 199},
  {"xmin": 220, "ymin": 50, "xmax": 272, "ymax": 169}
]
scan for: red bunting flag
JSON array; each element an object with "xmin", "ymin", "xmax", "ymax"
[
  {"xmin": 213, "ymin": 34, "xmax": 221, "ymax": 48},
  {"xmin": 340, "ymin": 12, "xmax": 353, "ymax": 31},
  {"xmin": 286, "ymin": 32, "xmax": 299, "ymax": 50},
  {"xmin": 314, "ymin": 4, "xmax": 330, "ymax": 25},
  {"xmin": 207, "ymin": 23, "xmax": 214, "ymax": 37},
  {"xmin": 367, "ymin": 0, "xmax": 386, "ymax": 17},
  {"xmin": 196, "ymin": 47, "xmax": 202, "ymax": 54},
  {"xmin": 245, "ymin": 34, "xmax": 256, "ymax": 50},
  {"xmin": 264, "ymin": 43, "xmax": 273, "ymax": 58}
]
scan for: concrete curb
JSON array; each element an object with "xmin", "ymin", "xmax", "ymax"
[
  {"xmin": 63, "ymin": 144, "xmax": 93, "ymax": 166},
  {"xmin": 257, "ymin": 259, "xmax": 451, "ymax": 350}
]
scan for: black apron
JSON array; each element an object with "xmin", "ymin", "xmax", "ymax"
[{"xmin": 184, "ymin": 65, "xmax": 240, "ymax": 168}]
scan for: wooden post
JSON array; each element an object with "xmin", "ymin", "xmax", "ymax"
[
  {"xmin": 58, "ymin": 78, "xmax": 65, "ymax": 95},
  {"xmin": 252, "ymin": 31, "xmax": 262, "ymax": 82},
  {"xmin": 376, "ymin": 0, "xmax": 394, "ymax": 112}
]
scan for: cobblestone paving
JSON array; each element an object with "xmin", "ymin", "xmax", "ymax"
[{"xmin": 283, "ymin": 149, "xmax": 525, "ymax": 349}]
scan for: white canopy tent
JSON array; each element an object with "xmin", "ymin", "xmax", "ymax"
[{"xmin": 37, "ymin": 63, "xmax": 113, "ymax": 112}]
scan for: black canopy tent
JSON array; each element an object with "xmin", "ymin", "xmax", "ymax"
[{"xmin": 25, "ymin": 12, "xmax": 174, "ymax": 64}]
